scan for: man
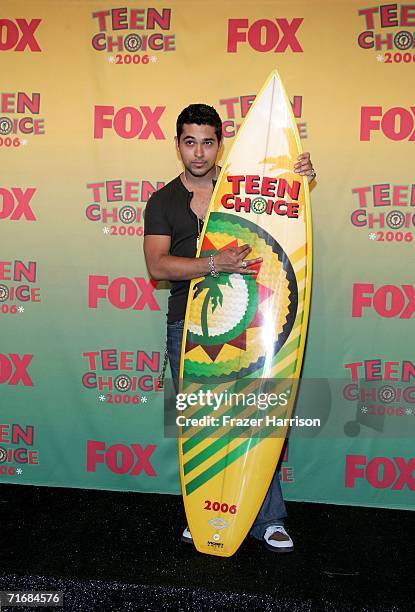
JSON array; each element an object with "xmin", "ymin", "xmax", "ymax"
[{"xmin": 144, "ymin": 104, "xmax": 316, "ymax": 553}]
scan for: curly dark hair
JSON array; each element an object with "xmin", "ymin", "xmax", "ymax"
[{"xmin": 176, "ymin": 104, "xmax": 222, "ymax": 143}]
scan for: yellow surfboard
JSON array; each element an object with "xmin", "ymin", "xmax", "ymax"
[{"xmin": 178, "ymin": 70, "xmax": 312, "ymax": 557}]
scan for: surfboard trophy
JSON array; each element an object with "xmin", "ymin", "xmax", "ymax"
[{"xmin": 177, "ymin": 70, "xmax": 312, "ymax": 557}]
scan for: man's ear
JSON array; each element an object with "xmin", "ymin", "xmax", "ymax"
[{"xmin": 174, "ymin": 135, "xmax": 179, "ymax": 150}]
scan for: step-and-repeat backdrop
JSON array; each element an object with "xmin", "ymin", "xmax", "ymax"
[{"xmin": 2, "ymin": 1, "xmax": 415, "ymax": 509}]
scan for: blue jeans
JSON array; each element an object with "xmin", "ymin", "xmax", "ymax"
[{"xmin": 167, "ymin": 320, "xmax": 287, "ymax": 539}]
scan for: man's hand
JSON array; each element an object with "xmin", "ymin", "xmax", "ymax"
[
  {"xmin": 294, "ymin": 152, "xmax": 316, "ymax": 183},
  {"xmin": 144, "ymin": 236, "xmax": 261, "ymax": 281},
  {"xmin": 215, "ymin": 244, "xmax": 262, "ymax": 274}
]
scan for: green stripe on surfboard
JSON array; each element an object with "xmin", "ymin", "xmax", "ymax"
[
  {"xmin": 182, "ymin": 358, "xmax": 296, "ymax": 466},
  {"xmin": 185, "ymin": 410, "xmax": 287, "ymax": 496},
  {"xmin": 184, "ymin": 398, "xmax": 287, "ymax": 476}
]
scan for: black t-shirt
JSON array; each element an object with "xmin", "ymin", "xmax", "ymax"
[{"xmin": 144, "ymin": 175, "xmax": 200, "ymax": 323}]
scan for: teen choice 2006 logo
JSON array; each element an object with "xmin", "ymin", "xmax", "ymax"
[
  {"xmin": 91, "ymin": 7, "xmax": 175, "ymax": 65},
  {"xmin": 183, "ymin": 213, "xmax": 298, "ymax": 380}
]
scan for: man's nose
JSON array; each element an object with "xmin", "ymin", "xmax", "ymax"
[{"xmin": 194, "ymin": 143, "xmax": 203, "ymax": 157}]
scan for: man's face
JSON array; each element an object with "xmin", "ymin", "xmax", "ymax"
[{"xmin": 176, "ymin": 123, "xmax": 220, "ymax": 178}]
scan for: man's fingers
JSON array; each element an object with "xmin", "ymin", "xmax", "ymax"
[
  {"xmin": 294, "ymin": 161, "xmax": 312, "ymax": 171},
  {"xmin": 295, "ymin": 152, "xmax": 312, "ymax": 173},
  {"xmin": 237, "ymin": 256, "xmax": 262, "ymax": 274},
  {"xmin": 236, "ymin": 244, "xmax": 252, "ymax": 255},
  {"xmin": 243, "ymin": 257, "xmax": 263, "ymax": 267},
  {"xmin": 295, "ymin": 165, "xmax": 313, "ymax": 176}
]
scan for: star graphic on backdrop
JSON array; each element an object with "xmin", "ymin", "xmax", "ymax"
[
  {"xmin": 102, "ymin": 226, "xmax": 110, "ymax": 235},
  {"xmin": 150, "ymin": 56, "xmax": 158, "ymax": 62},
  {"xmin": 361, "ymin": 406, "xmax": 368, "ymax": 413},
  {"xmin": 108, "ymin": 55, "xmax": 115, "ymax": 63},
  {"xmin": 376, "ymin": 54, "xmax": 384, "ymax": 62},
  {"xmin": 369, "ymin": 233, "xmax": 377, "ymax": 240},
  {"xmin": 16, "ymin": 468, "xmax": 23, "ymax": 475},
  {"xmin": 140, "ymin": 396, "xmax": 148, "ymax": 403},
  {"xmin": 17, "ymin": 306, "xmax": 25, "ymax": 313},
  {"xmin": 406, "ymin": 408, "xmax": 413, "ymax": 415},
  {"xmin": 20, "ymin": 139, "xmax": 28, "ymax": 146},
  {"xmin": 99, "ymin": 395, "xmax": 106, "ymax": 402}
]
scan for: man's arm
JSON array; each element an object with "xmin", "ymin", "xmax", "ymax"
[
  {"xmin": 144, "ymin": 235, "xmax": 261, "ymax": 281},
  {"xmin": 144, "ymin": 235, "xmax": 209, "ymax": 280}
]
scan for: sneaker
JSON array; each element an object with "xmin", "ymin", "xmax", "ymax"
[
  {"xmin": 263, "ymin": 525, "xmax": 294, "ymax": 553},
  {"xmin": 181, "ymin": 526, "xmax": 193, "ymax": 544}
]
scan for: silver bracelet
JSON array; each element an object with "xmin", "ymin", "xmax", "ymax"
[{"xmin": 209, "ymin": 254, "xmax": 219, "ymax": 277}]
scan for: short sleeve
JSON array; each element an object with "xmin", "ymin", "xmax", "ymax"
[{"xmin": 144, "ymin": 193, "xmax": 171, "ymax": 236}]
